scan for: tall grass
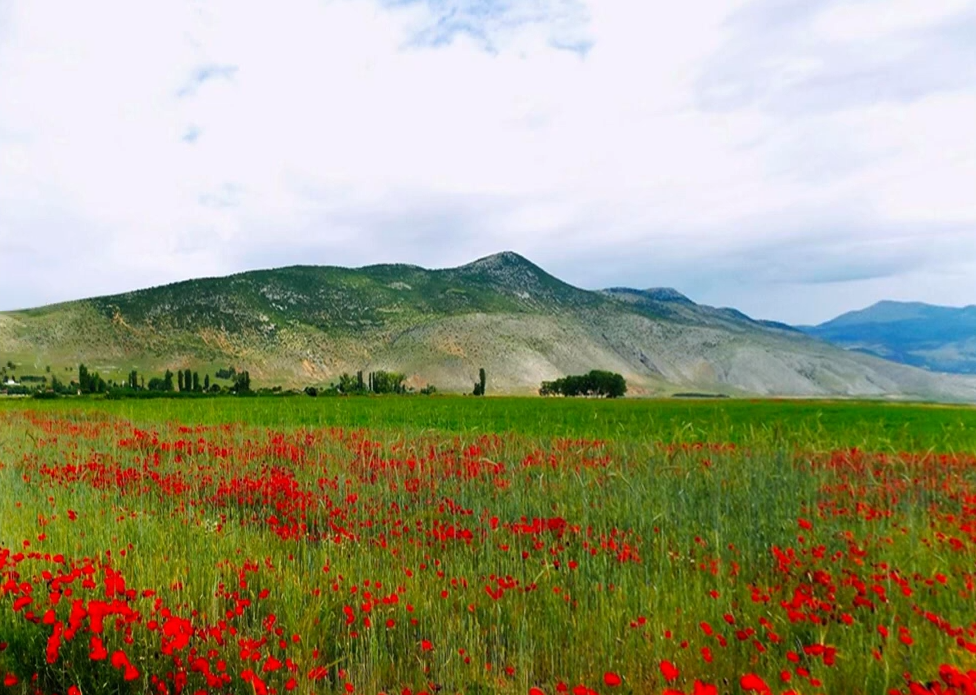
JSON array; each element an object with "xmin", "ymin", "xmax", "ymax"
[{"xmin": 1, "ymin": 399, "xmax": 975, "ymax": 694}]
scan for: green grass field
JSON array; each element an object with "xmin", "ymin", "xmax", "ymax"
[
  {"xmin": 1, "ymin": 396, "xmax": 975, "ymax": 695},
  {"xmin": 6, "ymin": 395, "xmax": 976, "ymax": 450}
]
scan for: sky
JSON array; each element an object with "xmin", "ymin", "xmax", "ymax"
[{"xmin": 0, "ymin": 0, "xmax": 974, "ymax": 324}]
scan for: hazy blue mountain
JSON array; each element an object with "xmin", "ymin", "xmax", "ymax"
[{"xmin": 802, "ymin": 301, "xmax": 976, "ymax": 374}]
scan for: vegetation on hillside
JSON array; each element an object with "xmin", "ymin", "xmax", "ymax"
[{"xmin": 2, "ymin": 252, "xmax": 975, "ymax": 400}]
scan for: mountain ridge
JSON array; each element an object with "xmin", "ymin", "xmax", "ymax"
[
  {"xmin": 3, "ymin": 253, "xmax": 975, "ymax": 400},
  {"xmin": 801, "ymin": 300, "xmax": 976, "ymax": 375}
]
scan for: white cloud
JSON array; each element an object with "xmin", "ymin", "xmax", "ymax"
[
  {"xmin": 813, "ymin": 0, "xmax": 972, "ymax": 42},
  {"xmin": 0, "ymin": 0, "xmax": 974, "ymax": 321}
]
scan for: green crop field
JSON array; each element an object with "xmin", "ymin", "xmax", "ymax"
[
  {"xmin": 5, "ymin": 396, "xmax": 976, "ymax": 450},
  {"xmin": 1, "ymin": 396, "xmax": 975, "ymax": 695}
]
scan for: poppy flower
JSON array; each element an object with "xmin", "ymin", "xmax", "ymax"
[
  {"xmin": 740, "ymin": 674, "xmax": 770, "ymax": 692},
  {"xmin": 660, "ymin": 661, "xmax": 679, "ymax": 682},
  {"xmin": 693, "ymin": 682, "xmax": 718, "ymax": 695}
]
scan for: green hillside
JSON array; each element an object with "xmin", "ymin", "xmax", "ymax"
[{"xmin": 2, "ymin": 252, "xmax": 975, "ymax": 400}]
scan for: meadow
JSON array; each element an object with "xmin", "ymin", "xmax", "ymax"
[{"xmin": 1, "ymin": 396, "xmax": 975, "ymax": 695}]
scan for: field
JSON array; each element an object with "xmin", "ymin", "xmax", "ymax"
[{"xmin": 2, "ymin": 396, "xmax": 976, "ymax": 695}]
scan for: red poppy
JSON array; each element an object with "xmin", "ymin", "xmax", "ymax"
[
  {"xmin": 603, "ymin": 672, "xmax": 622, "ymax": 687},
  {"xmin": 740, "ymin": 674, "xmax": 770, "ymax": 692},
  {"xmin": 693, "ymin": 682, "xmax": 718, "ymax": 695},
  {"xmin": 660, "ymin": 660, "xmax": 679, "ymax": 682}
]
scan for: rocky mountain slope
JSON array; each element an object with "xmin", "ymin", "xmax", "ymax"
[
  {"xmin": 2, "ymin": 252, "xmax": 975, "ymax": 400},
  {"xmin": 801, "ymin": 301, "xmax": 976, "ymax": 375}
]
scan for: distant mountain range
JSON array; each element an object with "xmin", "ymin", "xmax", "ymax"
[
  {"xmin": 2, "ymin": 252, "xmax": 975, "ymax": 400},
  {"xmin": 800, "ymin": 301, "xmax": 976, "ymax": 375}
]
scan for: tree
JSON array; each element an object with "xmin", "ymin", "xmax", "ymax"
[
  {"xmin": 204, "ymin": 374, "xmax": 210, "ymax": 391},
  {"xmin": 233, "ymin": 370, "xmax": 251, "ymax": 394},
  {"xmin": 192, "ymin": 372, "xmax": 200, "ymax": 392},
  {"xmin": 371, "ymin": 371, "xmax": 405, "ymax": 394},
  {"xmin": 163, "ymin": 370, "xmax": 174, "ymax": 392},
  {"xmin": 77, "ymin": 364, "xmax": 107, "ymax": 394},
  {"xmin": 337, "ymin": 373, "xmax": 357, "ymax": 394},
  {"xmin": 178, "ymin": 371, "xmax": 185, "ymax": 392},
  {"xmin": 473, "ymin": 367, "xmax": 486, "ymax": 396},
  {"xmin": 540, "ymin": 370, "xmax": 627, "ymax": 398}
]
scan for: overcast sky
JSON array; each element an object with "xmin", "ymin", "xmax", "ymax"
[{"xmin": 1, "ymin": 0, "xmax": 974, "ymax": 323}]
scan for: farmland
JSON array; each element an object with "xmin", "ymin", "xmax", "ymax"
[{"xmin": 2, "ymin": 397, "xmax": 976, "ymax": 694}]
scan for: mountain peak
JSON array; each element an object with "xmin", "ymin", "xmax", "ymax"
[
  {"xmin": 460, "ymin": 251, "xmax": 535, "ymax": 270},
  {"xmin": 450, "ymin": 252, "xmax": 602, "ymax": 309},
  {"xmin": 804, "ymin": 300, "xmax": 976, "ymax": 374},
  {"xmin": 602, "ymin": 287, "xmax": 696, "ymax": 305}
]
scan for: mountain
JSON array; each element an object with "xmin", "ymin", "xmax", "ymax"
[
  {"xmin": 801, "ymin": 301, "xmax": 976, "ymax": 375},
  {"xmin": 2, "ymin": 252, "xmax": 975, "ymax": 400}
]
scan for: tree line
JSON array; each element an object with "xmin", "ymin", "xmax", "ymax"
[
  {"xmin": 539, "ymin": 370, "xmax": 627, "ymax": 398},
  {"xmin": 3, "ymin": 359, "xmax": 626, "ymax": 399},
  {"xmin": 0, "ymin": 364, "xmax": 253, "ymax": 398}
]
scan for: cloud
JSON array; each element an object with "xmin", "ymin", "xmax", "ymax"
[
  {"xmin": 0, "ymin": 0, "xmax": 973, "ymax": 323},
  {"xmin": 385, "ymin": 0, "xmax": 592, "ymax": 52},
  {"xmin": 697, "ymin": 0, "xmax": 976, "ymax": 114},
  {"xmin": 181, "ymin": 125, "xmax": 202, "ymax": 144},
  {"xmin": 177, "ymin": 64, "xmax": 239, "ymax": 97}
]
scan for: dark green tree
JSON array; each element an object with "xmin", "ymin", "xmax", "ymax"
[
  {"xmin": 371, "ymin": 371, "xmax": 406, "ymax": 394},
  {"xmin": 473, "ymin": 367, "xmax": 486, "ymax": 396},
  {"xmin": 233, "ymin": 371, "xmax": 251, "ymax": 394},
  {"xmin": 76, "ymin": 364, "xmax": 107, "ymax": 394},
  {"xmin": 178, "ymin": 371, "xmax": 185, "ymax": 392},
  {"xmin": 539, "ymin": 370, "xmax": 627, "ymax": 398},
  {"xmin": 204, "ymin": 374, "xmax": 210, "ymax": 391},
  {"xmin": 163, "ymin": 370, "xmax": 174, "ymax": 392},
  {"xmin": 192, "ymin": 372, "xmax": 200, "ymax": 392},
  {"xmin": 337, "ymin": 373, "xmax": 357, "ymax": 394}
]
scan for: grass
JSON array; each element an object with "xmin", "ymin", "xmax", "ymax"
[
  {"xmin": 5, "ymin": 395, "xmax": 976, "ymax": 450},
  {"xmin": 1, "ymin": 397, "xmax": 975, "ymax": 695}
]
